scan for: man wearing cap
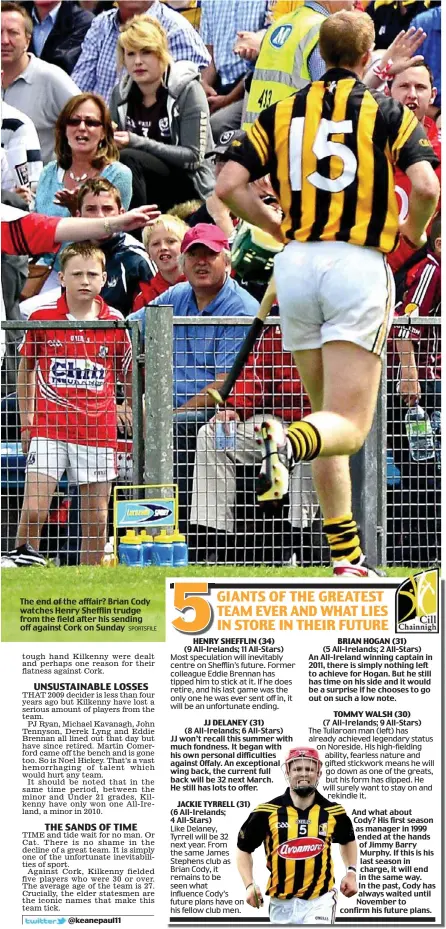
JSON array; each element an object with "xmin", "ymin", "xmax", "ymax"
[
  {"xmin": 128, "ymin": 222, "xmax": 258, "ymax": 532},
  {"xmin": 236, "ymin": 747, "xmax": 357, "ymax": 924}
]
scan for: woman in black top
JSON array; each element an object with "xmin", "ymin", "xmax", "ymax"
[{"xmin": 110, "ymin": 14, "xmax": 214, "ymax": 212}]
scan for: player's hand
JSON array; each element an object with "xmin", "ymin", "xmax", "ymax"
[
  {"xmin": 340, "ymin": 872, "xmax": 358, "ymax": 898},
  {"xmin": 209, "ymin": 408, "xmax": 240, "ymax": 434},
  {"xmin": 233, "ymin": 30, "xmax": 262, "ymax": 62},
  {"xmin": 21, "ymin": 427, "xmax": 32, "ymax": 455},
  {"xmin": 384, "ymin": 27, "xmax": 427, "ymax": 77},
  {"xmin": 114, "ymin": 130, "xmax": 130, "ymax": 149},
  {"xmin": 117, "ymin": 402, "xmax": 133, "ymax": 436},
  {"xmin": 246, "ymin": 883, "xmax": 263, "ymax": 908}
]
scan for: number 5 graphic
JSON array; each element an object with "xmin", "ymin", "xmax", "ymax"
[
  {"xmin": 172, "ymin": 581, "xmax": 214, "ymax": 634},
  {"xmin": 290, "ymin": 117, "xmax": 358, "ymax": 193}
]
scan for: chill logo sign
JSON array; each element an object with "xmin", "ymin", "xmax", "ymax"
[
  {"xmin": 117, "ymin": 498, "xmax": 175, "ymax": 528},
  {"xmin": 396, "ymin": 569, "xmax": 439, "ymax": 633}
]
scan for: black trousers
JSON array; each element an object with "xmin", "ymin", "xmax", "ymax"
[{"xmin": 119, "ymin": 148, "xmax": 199, "ymax": 212}]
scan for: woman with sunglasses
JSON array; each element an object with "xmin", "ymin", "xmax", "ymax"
[{"xmin": 33, "ymin": 93, "xmax": 132, "ymax": 280}]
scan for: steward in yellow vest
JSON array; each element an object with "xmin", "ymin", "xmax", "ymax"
[{"xmin": 244, "ymin": 3, "xmax": 327, "ymax": 128}]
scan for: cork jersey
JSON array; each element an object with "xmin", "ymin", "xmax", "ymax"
[
  {"xmin": 19, "ymin": 294, "xmax": 131, "ymax": 448},
  {"xmin": 1, "ymin": 207, "xmax": 60, "ymax": 255},
  {"xmin": 237, "ymin": 788, "xmax": 355, "ymax": 900}
]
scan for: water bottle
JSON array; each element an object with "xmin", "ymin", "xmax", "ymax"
[
  {"xmin": 152, "ymin": 529, "xmax": 174, "ymax": 566},
  {"xmin": 118, "ymin": 529, "xmax": 142, "ymax": 566},
  {"xmin": 215, "ymin": 419, "xmax": 237, "ymax": 451},
  {"xmin": 171, "ymin": 531, "xmax": 189, "ymax": 567},
  {"xmin": 139, "ymin": 530, "xmax": 154, "ymax": 566},
  {"xmin": 431, "ymin": 410, "xmax": 441, "ymax": 470},
  {"xmin": 102, "ymin": 537, "xmax": 117, "ymax": 568},
  {"xmin": 405, "ymin": 404, "xmax": 435, "ymax": 462}
]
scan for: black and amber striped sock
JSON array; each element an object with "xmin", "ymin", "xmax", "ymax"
[
  {"xmin": 287, "ymin": 421, "xmax": 322, "ymax": 462},
  {"xmin": 323, "ymin": 513, "xmax": 363, "ymax": 564}
]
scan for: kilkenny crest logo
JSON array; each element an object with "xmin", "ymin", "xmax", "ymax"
[{"xmin": 395, "ymin": 569, "xmax": 439, "ymax": 632}]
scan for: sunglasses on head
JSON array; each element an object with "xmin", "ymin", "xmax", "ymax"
[{"xmin": 66, "ymin": 117, "xmax": 103, "ymax": 128}]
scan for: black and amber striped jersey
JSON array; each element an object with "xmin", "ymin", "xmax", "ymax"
[
  {"xmin": 227, "ymin": 67, "xmax": 439, "ymax": 254},
  {"xmin": 237, "ymin": 787, "xmax": 355, "ymax": 900}
]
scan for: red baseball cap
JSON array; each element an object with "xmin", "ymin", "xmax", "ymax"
[{"xmin": 181, "ymin": 223, "xmax": 229, "ymax": 255}]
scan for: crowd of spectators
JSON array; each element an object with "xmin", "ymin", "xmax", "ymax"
[{"xmin": 1, "ymin": 0, "xmax": 442, "ymax": 567}]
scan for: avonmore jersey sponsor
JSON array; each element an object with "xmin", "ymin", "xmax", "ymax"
[
  {"xmin": 278, "ymin": 838, "xmax": 325, "ymax": 860},
  {"xmin": 49, "ymin": 357, "xmax": 106, "ymax": 391}
]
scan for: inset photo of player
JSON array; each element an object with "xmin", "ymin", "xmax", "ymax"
[{"xmin": 236, "ymin": 747, "xmax": 357, "ymax": 925}]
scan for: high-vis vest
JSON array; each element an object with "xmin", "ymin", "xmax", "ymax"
[{"xmin": 243, "ymin": 5, "xmax": 325, "ymax": 129}]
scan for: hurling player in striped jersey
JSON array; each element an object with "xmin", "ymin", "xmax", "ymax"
[{"xmin": 236, "ymin": 747, "xmax": 357, "ymax": 924}]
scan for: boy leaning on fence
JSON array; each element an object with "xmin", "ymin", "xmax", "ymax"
[{"xmin": 3, "ymin": 242, "xmax": 132, "ymax": 568}]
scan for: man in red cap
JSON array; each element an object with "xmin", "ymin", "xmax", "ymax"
[
  {"xmin": 236, "ymin": 746, "xmax": 357, "ymax": 924},
  {"xmin": 128, "ymin": 222, "xmax": 258, "ymax": 534}
]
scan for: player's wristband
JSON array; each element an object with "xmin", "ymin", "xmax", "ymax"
[
  {"xmin": 347, "ymin": 866, "xmax": 357, "ymax": 873},
  {"xmin": 245, "ymin": 883, "xmax": 254, "ymax": 890}
]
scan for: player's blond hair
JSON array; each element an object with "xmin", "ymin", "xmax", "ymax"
[
  {"xmin": 319, "ymin": 11, "xmax": 375, "ymax": 69},
  {"xmin": 117, "ymin": 15, "xmax": 172, "ymax": 71},
  {"xmin": 59, "ymin": 243, "xmax": 106, "ymax": 272},
  {"xmin": 142, "ymin": 215, "xmax": 188, "ymax": 251}
]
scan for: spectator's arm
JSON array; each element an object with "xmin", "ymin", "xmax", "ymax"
[
  {"xmin": 175, "ymin": 373, "xmax": 226, "ymax": 411},
  {"xmin": 395, "ymin": 338, "xmax": 421, "ymax": 406},
  {"xmin": 71, "ymin": 15, "xmax": 102, "ymax": 91},
  {"xmin": 199, "ymin": 3, "xmax": 218, "ymax": 93},
  {"xmin": 233, "ymin": 30, "xmax": 266, "ymax": 63},
  {"xmin": 200, "ymin": 47, "xmax": 219, "ymax": 96},
  {"xmin": 209, "ymin": 76, "xmax": 246, "ymax": 113},
  {"xmin": 17, "ymin": 355, "xmax": 36, "ymax": 453},
  {"xmin": 54, "ymin": 206, "xmax": 161, "ymax": 242},
  {"xmin": 364, "ymin": 27, "xmax": 426, "ymax": 89}
]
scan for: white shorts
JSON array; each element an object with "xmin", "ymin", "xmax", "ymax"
[
  {"xmin": 274, "ymin": 240, "xmax": 395, "ymax": 356},
  {"xmin": 26, "ymin": 438, "xmax": 117, "ymax": 484},
  {"xmin": 269, "ymin": 888, "xmax": 337, "ymax": 924}
]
